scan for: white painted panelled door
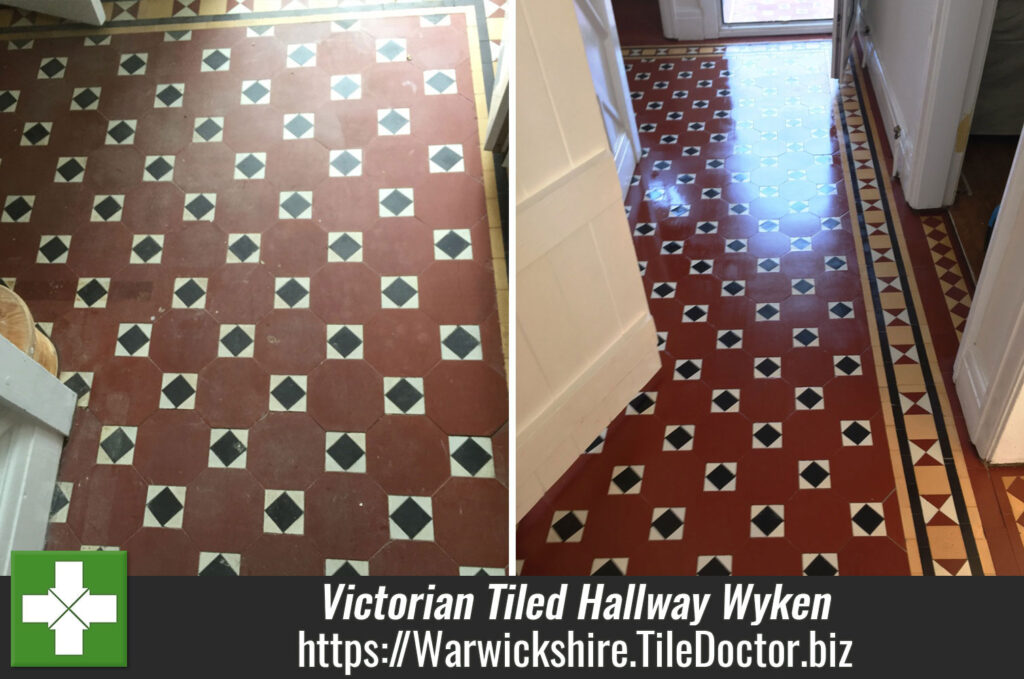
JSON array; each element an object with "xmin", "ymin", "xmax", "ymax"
[{"xmin": 573, "ymin": 0, "xmax": 641, "ymax": 198}]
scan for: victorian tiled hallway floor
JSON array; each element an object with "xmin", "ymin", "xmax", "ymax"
[
  {"xmin": 517, "ymin": 39, "xmax": 1024, "ymax": 576},
  {"xmin": 2, "ymin": 2, "xmax": 509, "ymax": 575}
]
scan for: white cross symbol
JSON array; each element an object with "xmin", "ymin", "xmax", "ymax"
[{"xmin": 21, "ymin": 561, "xmax": 117, "ymax": 655}]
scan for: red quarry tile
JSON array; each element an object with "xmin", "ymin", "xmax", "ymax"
[
  {"xmin": 365, "ymin": 415, "xmax": 450, "ymax": 495},
  {"xmin": 66, "ymin": 465, "xmax": 147, "ymax": 546},
  {"xmin": 370, "ymin": 541, "xmax": 459, "ymax": 576},
  {"xmin": 44, "ymin": 524, "xmax": 82, "ymax": 551},
  {"xmin": 309, "ymin": 264, "xmax": 382, "ymax": 322},
  {"xmin": 307, "ymin": 360, "xmax": 383, "ymax": 432},
  {"xmin": 196, "ymin": 358, "xmax": 270, "ymax": 427},
  {"xmin": 258, "ymin": 222, "xmax": 327, "ymax": 275},
  {"xmin": 304, "ymin": 473, "xmax": 390, "ymax": 559},
  {"xmin": 148, "ymin": 310, "xmax": 220, "ymax": 373},
  {"xmin": 247, "ymin": 412, "xmax": 326, "ymax": 490},
  {"xmin": 88, "ymin": 358, "xmax": 162, "ymax": 424},
  {"xmin": 205, "ymin": 266, "xmax": 276, "ymax": 324},
  {"xmin": 133, "ymin": 409, "xmax": 211, "ymax": 485},
  {"xmin": 433, "ymin": 478, "xmax": 508, "ymax": 567},
  {"xmin": 363, "ymin": 310, "xmax": 441, "ymax": 375},
  {"xmin": 424, "ymin": 362, "xmax": 507, "ymax": 435},
  {"xmin": 125, "ymin": 528, "xmax": 199, "ymax": 575},
  {"xmin": 253, "ymin": 309, "xmax": 326, "ymax": 374},
  {"xmin": 361, "ymin": 217, "xmax": 435, "ymax": 275},
  {"xmin": 56, "ymin": 409, "xmax": 102, "ymax": 483},
  {"xmin": 182, "ymin": 468, "xmax": 265, "ymax": 553},
  {"xmin": 264, "ymin": 140, "xmax": 329, "ymax": 191},
  {"xmin": 418, "ymin": 260, "xmax": 499, "ymax": 324},
  {"xmin": 241, "ymin": 535, "xmax": 324, "ymax": 575}
]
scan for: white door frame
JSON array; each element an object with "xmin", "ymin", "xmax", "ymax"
[{"xmin": 574, "ymin": 0, "xmax": 640, "ymax": 197}]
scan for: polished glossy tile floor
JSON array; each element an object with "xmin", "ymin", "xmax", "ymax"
[
  {"xmin": 516, "ymin": 39, "xmax": 1024, "ymax": 576},
  {"xmin": 3, "ymin": 4, "xmax": 508, "ymax": 575}
]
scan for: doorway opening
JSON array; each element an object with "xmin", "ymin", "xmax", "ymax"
[{"xmin": 721, "ymin": 0, "xmax": 832, "ymax": 25}]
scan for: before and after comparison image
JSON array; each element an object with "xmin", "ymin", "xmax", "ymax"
[{"xmin": 3, "ymin": 0, "xmax": 1024, "ymax": 580}]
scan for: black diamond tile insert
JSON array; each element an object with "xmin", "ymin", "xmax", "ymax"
[
  {"xmin": 835, "ymin": 356, "xmax": 860, "ymax": 375},
  {"xmin": 443, "ymin": 326, "xmax": 480, "ymax": 359},
  {"xmin": 757, "ymin": 304, "xmax": 779, "ymax": 320},
  {"xmin": 23, "ymin": 122, "xmax": 49, "ymax": 145},
  {"xmin": 332, "ymin": 77, "xmax": 359, "ymax": 98},
  {"xmin": 39, "ymin": 237, "xmax": 68, "ymax": 262},
  {"xmin": 5, "ymin": 197, "xmax": 31, "ymax": 221},
  {"xmin": 72, "ymin": 88, "xmax": 99, "ymax": 109},
  {"xmin": 697, "ymin": 557, "xmax": 730, "ymax": 576},
  {"xmin": 751, "ymin": 506, "xmax": 783, "ymax": 536},
  {"xmin": 452, "ymin": 438, "xmax": 492, "ymax": 476},
  {"xmin": 825, "ymin": 256, "xmax": 845, "ymax": 270},
  {"xmin": 692, "ymin": 260, "xmax": 712, "ymax": 274},
  {"xmin": 229, "ymin": 235, "xmax": 259, "ymax": 261},
  {"xmin": 652, "ymin": 283, "xmax": 674, "ymax": 298},
  {"xmin": 236, "ymin": 154, "xmax": 264, "ymax": 178},
  {"xmin": 551, "ymin": 512, "xmax": 584, "ymax": 541},
  {"xmin": 431, "ymin": 146, "xmax": 462, "ymax": 171},
  {"xmin": 718, "ymin": 331, "xmax": 742, "ymax": 348},
  {"xmin": 635, "ymin": 223, "xmax": 655, "ymax": 235},
  {"xmin": 156, "ymin": 85, "xmax": 183, "ymax": 106},
  {"xmin": 585, "ymin": 433, "xmax": 605, "ymax": 453},
  {"xmin": 592, "ymin": 560, "xmax": 624, "ymax": 576},
  {"xmin": 436, "ymin": 231, "xmax": 470, "ymax": 258},
  {"xmin": 651, "ymin": 509, "xmax": 683, "ymax": 538},
  {"xmin": 194, "ymin": 118, "xmax": 222, "ymax": 140},
  {"xmin": 221, "ymin": 326, "xmax": 253, "ymax": 356},
  {"xmin": 390, "ymin": 498, "xmax": 431, "ymax": 538},
  {"xmin": 683, "ymin": 306, "xmax": 707, "ymax": 322},
  {"xmin": 377, "ymin": 40, "xmax": 404, "ymax": 61},
  {"xmin": 289, "ymin": 44, "xmax": 315, "ymax": 65},
  {"xmin": 108, "ymin": 121, "xmax": 134, "ymax": 142},
  {"xmin": 804, "ymin": 555, "xmax": 838, "ymax": 576},
  {"xmin": 120, "ymin": 54, "xmax": 146, "ymax": 74},
  {"xmin": 327, "ymin": 434, "xmax": 364, "ymax": 470},
  {"xmin": 285, "ymin": 115, "xmax": 313, "ymax": 138},
  {"xmin": 843, "ymin": 421, "xmax": 871, "ymax": 444},
  {"xmin": 77, "ymin": 279, "xmax": 107, "ymax": 306},
  {"xmin": 118, "ymin": 325, "xmax": 149, "ymax": 355},
  {"xmin": 379, "ymin": 110, "xmax": 408, "ymax": 135},
  {"xmin": 662, "ymin": 241, "xmax": 682, "ymax": 254},
  {"xmin": 386, "ymin": 379, "xmax": 422, "ymax": 413},
  {"xmin": 800, "ymin": 462, "xmax": 829, "ymax": 488},
  {"xmin": 329, "ymin": 234, "xmax": 360, "ymax": 260},
  {"xmin": 665, "ymin": 426, "xmax": 693, "ymax": 449},
  {"xmin": 723, "ymin": 281, "xmax": 744, "ymax": 295},
  {"xmin": 175, "ymin": 279, "xmax": 205, "ymax": 307},
  {"xmin": 675, "ymin": 360, "xmax": 700, "ymax": 379},
  {"xmin": 211, "ymin": 431, "xmax": 246, "ymax": 466},
  {"xmin": 706, "ymin": 464, "xmax": 736, "ymax": 490},
  {"xmin": 50, "ymin": 485, "xmax": 69, "ymax": 516},
  {"xmin": 243, "ymin": 81, "xmax": 269, "ymax": 102},
  {"xmin": 200, "ymin": 554, "xmax": 237, "ymax": 576},
  {"xmin": 271, "ymin": 377, "xmax": 305, "ymax": 410},
  {"xmin": 280, "ymin": 192, "xmax": 311, "ymax": 217},
  {"xmin": 277, "ymin": 279, "xmax": 308, "ymax": 307},
  {"xmin": 629, "ymin": 393, "xmax": 655, "ymax": 413},
  {"xmin": 0, "ymin": 91, "xmax": 17, "ymax": 111},
  {"xmin": 612, "ymin": 467, "xmax": 642, "ymax": 493},
  {"xmin": 830, "ymin": 302, "xmax": 853, "ymax": 318},
  {"xmin": 426, "ymin": 71, "xmax": 455, "ymax": 91},
  {"xmin": 712, "ymin": 391, "xmax": 739, "ymax": 411},
  {"xmin": 380, "ymin": 189, "xmax": 412, "ymax": 216},
  {"xmin": 759, "ymin": 259, "xmax": 779, "ymax": 271},
  {"xmin": 40, "ymin": 58, "xmax": 65, "ymax": 78},
  {"xmin": 793, "ymin": 279, "xmax": 814, "ymax": 294},
  {"xmin": 145, "ymin": 157, "xmax": 173, "ymax": 180},
  {"xmin": 147, "ymin": 488, "xmax": 183, "ymax": 526},
  {"xmin": 382, "ymin": 278, "xmax": 416, "ymax": 307},
  {"xmin": 64, "ymin": 373, "xmax": 90, "ymax": 398},
  {"xmin": 753, "ymin": 424, "xmax": 781, "ymax": 447},
  {"xmin": 796, "ymin": 388, "xmax": 823, "ymax": 409},
  {"xmin": 755, "ymin": 358, "xmax": 780, "ymax": 376},
  {"xmin": 794, "ymin": 329, "xmax": 817, "ymax": 346},
  {"xmin": 266, "ymin": 493, "xmax": 303, "ymax": 532},
  {"xmin": 162, "ymin": 375, "xmax": 195, "ymax": 407},
  {"xmin": 184, "ymin": 194, "xmax": 214, "ymax": 219},
  {"xmin": 331, "ymin": 562, "xmax": 362, "ymax": 576},
  {"xmin": 203, "ymin": 49, "xmax": 229, "ymax": 70},
  {"xmin": 852, "ymin": 505, "xmax": 884, "ymax": 534},
  {"xmin": 328, "ymin": 327, "xmax": 361, "ymax": 357},
  {"xmin": 93, "ymin": 196, "xmax": 121, "ymax": 220},
  {"xmin": 727, "ymin": 238, "xmax": 746, "ymax": 250},
  {"xmin": 133, "ymin": 236, "xmax": 162, "ymax": 262},
  {"xmin": 101, "ymin": 428, "xmax": 134, "ymax": 462},
  {"xmin": 331, "ymin": 151, "xmax": 360, "ymax": 175}
]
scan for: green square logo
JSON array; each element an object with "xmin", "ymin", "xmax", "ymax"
[{"xmin": 10, "ymin": 551, "xmax": 127, "ymax": 667}]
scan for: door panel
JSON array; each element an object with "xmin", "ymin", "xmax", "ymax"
[{"xmin": 574, "ymin": 0, "xmax": 641, "ymax": 197}]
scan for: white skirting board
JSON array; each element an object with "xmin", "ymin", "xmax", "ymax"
[
  {"xmin": 1, "ymin": 0, "xmax": 105, "ymax": 25},
  {"xmin": 0, "ymin": 335, "xmax": 76, "ymax": 574}
]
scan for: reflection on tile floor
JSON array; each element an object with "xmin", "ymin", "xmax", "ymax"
[
  {"xmin": 3, "ymin": 6, "xmax": 508, "ymax": 575},
  {"xmin": 517, "ymin": 39, "xmax": 1024, "ymax": 576}
]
